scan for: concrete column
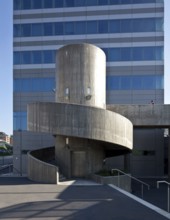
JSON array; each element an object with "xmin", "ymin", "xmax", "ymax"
[{"xmin": 56, "ymin": 43, "xmax": 106, "ymax": 109}]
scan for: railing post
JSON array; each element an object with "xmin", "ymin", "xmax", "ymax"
[
  {"xmin": 168, "ymin": 185, "xmax": 170, "ymax": 213},
  {"xmin": 141, "ymin": 184, "xmax": 144, "ymax": 199}
]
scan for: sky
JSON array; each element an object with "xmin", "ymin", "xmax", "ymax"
[{"xmin": 0, "ymin": 0, "xmax": 170, "ymax": 136}]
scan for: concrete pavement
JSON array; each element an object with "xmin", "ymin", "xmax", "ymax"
[{"xmin": 0, "ymin": 177, "xmax": 169, "ymax": 220}]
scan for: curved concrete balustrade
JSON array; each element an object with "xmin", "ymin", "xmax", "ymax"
[
  {"xmin": 107, "ymin": 104, "xmax": 170, "ymax": 127},
  {"xmin": 28, "ymin": 147, "xmax": 59, "ymax": 184},
  {"xmin": 28, "ymin": 102, "xmax": 133, "ymax": 151}
]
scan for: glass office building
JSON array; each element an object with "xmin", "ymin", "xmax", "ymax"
[{"xmin": 13, "ymin": 0, "xmax": 164, "ymax": 175}]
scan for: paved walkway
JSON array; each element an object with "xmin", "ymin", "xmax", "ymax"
[{"xmin": 0, "ymin": 177, "xmax": 169, "ymax": 220}]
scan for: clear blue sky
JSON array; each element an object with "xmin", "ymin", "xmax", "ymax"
[{"xmin": 0, "ymin": 0, "xmax": 170, "ymax": 135}]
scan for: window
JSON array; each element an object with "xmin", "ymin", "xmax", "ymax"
[
  {"xmin": 75, "ymin": 0, "xmax": 86, "ymax": 6},
  {"xmin": 43, "ymin": 0, "xmax": 53, "ymax": 8},
  {"xmin": 106, "ymin": 75, "xmax": 163, "ymax": 91},
  {"xmin": 14, "ymin": 0, "xmax": 21, "ymax": 10},
  {"xmin": 21, "ymin": 24, "xmax": 31, "ymax": 37},
  {"xmin": 109, "ymin": 20, "xmax": 120, "ymax": 33},
  {"xmin": 121, "ymin": 19, "xmax": 132, "ymax": 33},
  {"xmin": 132, "ymin": 47, "xmax": 143, "ymax": 61},
  {"xmin": 98, "ymin": 0, "xmax": 108, "ymax": 5},
  {"xmin": 32, "ymin": 51, "xmax": 42, "ymax": 64},
  {"xmin": 43, "ymin": 50, "xmax": 55, "ymax": 63},
  {"xmin": 54, "ymin": 0, "xmax": 63, "ymax": 7},
  {"xmin": 86, "ymin": 0, "xmax": 97, "ymax": 6},
  {"xmin": 44, "ymin": 23, "xmax": 54, "ymax": 36},
  {"xmin": 121, "ymin": 48, "xmax": 132, "ymax": 61},
  {"xmin": 109, "ymin": 0, "xmax": 120, "ymax": 4},
  {"xmin": 32, "ymin": 0, "xmax": 42, "ymax": 9},
  {"xmin": 22, "ymin": 0, "xmax": 31, "ymax": 9},
  {"xmin": 14, "ymin": 52, "xmax": 21, "ymax": 65},
  {"xmin": 87, "ymin": 21, "xmax": 97, "ymax": 34},
  {"xmin": 21, "ymin": 51, "xmax": 31, "ymax": 64},
  {"xmin": 65, "ymin": 22, "xmax": 74, "ymax": 35},
  {"xmin": 64, "ymin": 0, "xmax": 74, "ymax": 7},
  {"xmin": 98, "ymin": 20, "xmax": 108, "ymax": 33},
  {"xmin": 75, "ymin": 21, "xmax": 86, "ymax": 34},
  {"xmin": 14, "ymin": 78, "xmax": 55, "ymax": 92},
  {"xmin": 13, "ymin": 112, "xmax": 27, "ymax": 131},
  {"xmin": 55, "ymin": 23, "xmax": 64, "ymax": 35},
  {"xmin": 108, "ymin": 48, "xmax": 121, "ymax": 61},
  {"xmin": 32, "ymin": 23, "xmax": 43, "ymax": 36}
]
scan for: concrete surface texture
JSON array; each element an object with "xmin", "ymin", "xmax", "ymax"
[
  {"xmin": 56, "ymin": 44, "xmax": 106, "ymax": 109},
  {"xmin": 107, "ymin": 104, "xmax": 170, "ymax": 127}
]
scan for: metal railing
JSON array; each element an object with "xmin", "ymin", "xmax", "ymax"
[
  {"xmin": 157, "ymin": 180, "xmax": 170, "ymax": 212},
  {"xmin": 111, "ymin": 168, "xmax": 150, "ymax": 198}
]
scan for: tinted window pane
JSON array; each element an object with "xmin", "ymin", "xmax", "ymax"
[
  {"xmin": 43, "ymin": 0, "xmax": 53, "ymax": 8},
  {"xmin": 44, "ymin": 23, "xmax": 54, "ymax": 36},
  {"xmin": 121, "ymin": 0, "xmax": 132, "ymax": 4},
  {"xmin": 14, "ymin": 24, "xmax": 21, "ymax": 37},
  {"xmin": 132, "ymin": 47, "xmax": 143, "ymax": 61},
  {"xmin": 121, "ymin": 19, "xmax": 132, "ymax": 33},
  {"xmin": 75, "ymin": 0, "xmax": 86, "ymax": 6},
  {"xmin": 32, "ymin": 51, "xmax": 42, "ymax": 64},
  {"xmin": 156, "ymin": 47, "xmax": 163, "ymax": 60},
  {"xmin": 98, "ymin": 20, "xmax": 108, "ymax": 33},
  {"xmin": 22, "ymin": 0, "xmax": 31, "ymax": 9},
  {"xmin": 32, "ymin": 0, "xmax": 42, "ymax": 9},
  {"xmin": 54, "ymin": 0, "xmax": 63, "ymax": 7},
  {"xmin": 86, "ymin": 0, "xmax": 97, "ymax": 6},
  {"xmin": 14, "ymin": 52, "xmax": 21, "ymax": 65},
  {"xmin": 21, "ymin": 51, "xmax": 31, "ymax": 64},
  {"xmin": 64, "ymin": 0, "xmax": 74, "ymax": 7},
  {"xmin": 98, "ymin": 0, "xmax": 108, "ymax": 5},
  {"xmin": 32, "ymin": 23, "xmax": 43, "ymax": 36},
  {"xmin": 22, "ymin": 24, "xmax": 31, "ymax": 37},
  {"xmin": 43, "ymin": 51, "xmax": 54, "ymax": 63},
  {"xmin": 108, "ymin": 48, "xmax": 121, "ymax": 61},
  {"xmin": 65, "ymin": 22, "xmax": 74, "ymax": 35},
  {"xmin": 121, "ymin": 48, "xmax": 131, "ymax": 61},
  {"xmin": 133, "ymin": 0, "xmax": 155, "ymax": 3},
  {"xmin": 106, "ymin": 76, "xmax": 120, "ymax": 90},
  {"xmin": 143, "ymin": 76, "xmax": 155, "ymax": 89},
  {"xmin": 55, "ymin": 23, "xmax": 63, "ymax": 35},
  {"xmin": 133, "ymin": 18, "xmax": 155, "ymax": 32},
  {"xmin": 109, "ymin": 0, "xmax": 120, "ymax": 4},
  {"xmin": 143, "ymin": 47, "xmax": 155, "ymax": 60},
  {"xmin": 14, "ymin": 0, "xmax": 21, "ymax": 10},
  {"xmin": 156, "ymin": 18, "xmax": 163, "ymax": 31},
  {"xmin": 156, "ymin": 76, "xmax": 164, "ymax": 89},
  {"xmin": 132, "ymin": 76, "xmax": 142, "ymax": 90},
  {"xmin": 121, "ymin": 76, "xmax": 131, "ymax": 89},
  {"xmin": 75, "ymin": 21, "xmax": 86, "ymax": 34},
  {"xmin": 109, "ymin": 20, "xmax": 120, "ymax": 33},
  {"xmin": 86, "ymin": 21, "xmax": 97, "ymax": 34}
]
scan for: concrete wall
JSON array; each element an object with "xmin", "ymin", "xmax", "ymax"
[
  {"xmin": 56, "ymin": 44, "xmax": 106, "ymax": 109},
  {"xmin": 107, "ymin": 104, "xmax": 170, "ymax": 127},
  {"xmin": 28, "ymin": 151, "xmax": 59, "ymax": 184}
]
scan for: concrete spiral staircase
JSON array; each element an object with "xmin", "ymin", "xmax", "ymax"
[{"xmin": 27, "ymin": 44, "xmax": 133, "ymax": 183}]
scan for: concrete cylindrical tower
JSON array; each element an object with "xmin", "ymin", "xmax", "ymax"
[{"xmin": 56, "ymin": 43, "xmax": 106, "ymax": 109}]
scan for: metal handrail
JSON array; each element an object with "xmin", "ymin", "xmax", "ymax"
[
  {"xmin": 157, "ymin": 180, "xmax": 170, "ymax": 212},
  {"xmin": 111, "ymin": 168, "xmax": 150, "ymax": 198}
]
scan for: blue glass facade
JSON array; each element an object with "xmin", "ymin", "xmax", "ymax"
[
  {"xmin": 14, "ymin": 77, "xmax": 55, "ymax": 92},
  {"xmin": 14, "ymin": 0, "xmax": 163, "ymax": 10},
  {"xmin": 14, "ymin": 18, "xmax": 163, "ymax": 37},
  {"xmin": 106, "ymin": 75, "xmax": 164, "ymax": 90},
  {"xmin": 14, "ymin": 46, "xmax": 163, "ymax": 65}
]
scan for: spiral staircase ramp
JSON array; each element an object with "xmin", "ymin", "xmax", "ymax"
[{"xmin": 27, "ymin": 44, "xmax": 133, "ymax": 182}]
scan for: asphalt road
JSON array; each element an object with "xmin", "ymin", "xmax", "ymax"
[{"xmin": 0, "ymin": 177, "xmax": 169, "ymax": 220}]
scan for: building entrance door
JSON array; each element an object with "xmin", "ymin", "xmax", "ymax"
[{"xmin": 71, "ymin": 151, "xmax": 86, "ymax": 177}]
